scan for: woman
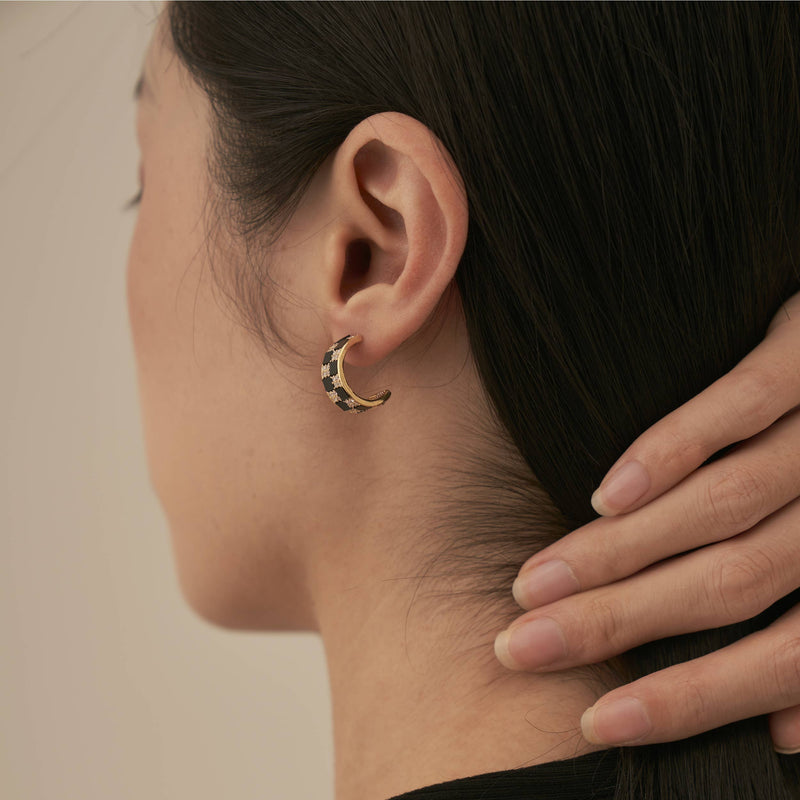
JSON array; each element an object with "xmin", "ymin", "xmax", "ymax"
[{"xmin": 126, "ymin": 3, "xmax": 800, "ymax": 798}]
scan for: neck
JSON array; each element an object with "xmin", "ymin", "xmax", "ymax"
[
  {"xmin": 303, "ymin": 313, "xmax": 611, "ymax": 799},
  {"xmin": 311, "ymin": 536, "xmax": 609, "ymax": 800}
]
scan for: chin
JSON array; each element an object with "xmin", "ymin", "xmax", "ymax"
[
  {"xmin": 167, "ymin": 528, "xmax": 318, "ymax": 632},
  {"xmin": 179, "ymin": 581, "xmax": 316, "ymax": 632}
]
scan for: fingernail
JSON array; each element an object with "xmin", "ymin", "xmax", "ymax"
[
  {"xmin": 495, "ymin": 618, "xmax": 567, "ymax": 670},
  {"xmin": 513, "ymin": 560, "xmax": 580, "ymax": 608},
  {"xmin": 771, "ymin": 707, "xmax": 800, "ymax": 754},
  {"xmin": 494, "ymin": 628, "xmax": 517, "ymax": 669},
  {"xmin": 581, "ymin": 697, "xmax": 652, "ymax": 744},
  {"xmin": 591, "ymin": 460, "xmax": 650, "ymax": 515}
]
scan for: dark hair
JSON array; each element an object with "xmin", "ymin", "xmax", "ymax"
[{"xmin": 167, "ymin": 2, "xmax": 800, "ymax": 797}]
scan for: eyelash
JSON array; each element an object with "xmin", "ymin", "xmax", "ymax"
[{"xmin": 125, "ymin": 187, "xmax": 143, "ymax": 210}]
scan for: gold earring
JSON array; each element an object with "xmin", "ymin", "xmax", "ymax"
[{"xmin": 321, "ymin": 334, "xmax": 391, "ymax": 413}]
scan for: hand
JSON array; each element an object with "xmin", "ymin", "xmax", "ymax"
[{"xmin": 494, "ymin": 291, "xmax": 800, "ymax": 753}]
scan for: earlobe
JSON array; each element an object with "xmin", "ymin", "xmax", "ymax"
[{"xmin": 324, "ymin": 112, "xmax": 468, "ymax": 368}]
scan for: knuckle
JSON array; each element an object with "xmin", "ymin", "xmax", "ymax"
[
  {"xmin": 769, "ymin": 633, "xmax": 800, "ymax": 702},
  {"xmin": 582, "ymin": 521, "xmax": 627, "ymax": 583},
  {"xmin": 675, "ymin": 674, "xmax": 712, "ymax": 732},
  {"xmin": 707, "ymin": 548, "xmax": 779, "ymax": 624},
  {"xmin": 658, "ymin": 421, "xmax": 708, "ymax": 473},
  {"xmin": 728, "ymin": 366, "xmax": 781, "ymax": 432},
  {"xmin": 583, "ymin": 594, "xmax": 625, "ymax": 654},
  {"xmin": 703, "ymin": 465, "xmax": 770, "ymax": 533},
  {"xmin": 556, "ymin": 516, "xmax": 628, "ymax": 588},
  {"xmin": 768, "ymin": 635, "xmax": 800, "ymax": 705}
]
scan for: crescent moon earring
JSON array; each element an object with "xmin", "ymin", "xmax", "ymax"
[{"xmin": 321, "ymin": 334, "xmax": 391, "ymax": 413}]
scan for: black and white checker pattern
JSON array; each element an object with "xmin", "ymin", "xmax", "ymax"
[{"xmin": 321, "ymin": 334, "xmax": 391, "ymax": 413}]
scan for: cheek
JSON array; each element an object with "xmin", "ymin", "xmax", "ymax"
[
  {"xmin": 125, "ymin": 206, "xmax": 190, "ymax": 525},
  {"xmin": 126, "ymin": 219, "xmax": 241, "ymax": 620},
  {"xmin": 124, "ymin": 184, "xmax": 317, "ymax": 631},
  {"xmin": 125, "ymin": 180, "xmax": 218, "ymax": 573},
  {"xmin": 126, "ymin": 215, "xmax": 159, "ymax": 379},
  {"xmin": 124, "ymin": 136, "xmax": 214, "ymax": 496}
]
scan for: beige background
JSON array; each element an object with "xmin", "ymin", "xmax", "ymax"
[{"xmin": 0, "ymin": 3, "xmax": 334, "ymax": 798}]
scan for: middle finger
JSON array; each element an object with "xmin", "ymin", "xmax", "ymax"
[{"xmin": 496, "ymin": 495, "xmax": 800, "ymax": 671}]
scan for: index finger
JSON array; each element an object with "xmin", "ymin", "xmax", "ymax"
[{"xmin": 591, "ymin": 302, "xmax": 800, "ymax": 517}]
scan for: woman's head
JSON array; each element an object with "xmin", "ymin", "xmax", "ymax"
[
  {"xmin": 127, "ymin": 8, "xmax": 495, "ymax": 630},
  {"xmin": 129, "ymin": 1, "xmax": 800, "ymax": 625},
  {"xmin": 127, "ymin": 3, "xmax": 800, "ymax": 796}
]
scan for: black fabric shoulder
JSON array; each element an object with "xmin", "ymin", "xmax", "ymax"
[{"xmin": 385, "ymin": 748, "xmax": 619, "ymax": 799}]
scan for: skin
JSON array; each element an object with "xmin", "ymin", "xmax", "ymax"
[{"xmin": 127, "ymin": 15, "xmax": 610, "ymax": 800}]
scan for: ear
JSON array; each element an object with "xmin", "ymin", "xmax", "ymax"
[{"xmin": 322, "ymin": 112, "xmax": 468, "ymax": 368}]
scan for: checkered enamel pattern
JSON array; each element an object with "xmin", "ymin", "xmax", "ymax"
[{"xmin": 321, "ymin": 334, "xmax": 391, "ymax": 413}]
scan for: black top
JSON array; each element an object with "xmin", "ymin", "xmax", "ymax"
[{"xmin": 386, "ymin": 749, "xmax": 619, "ymax": 800}]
